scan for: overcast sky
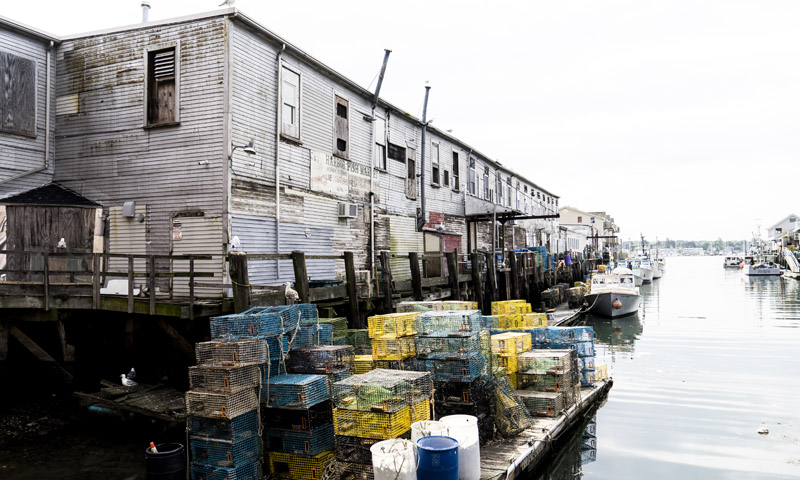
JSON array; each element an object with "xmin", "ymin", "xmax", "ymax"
[{"xmin": 7, "ymin": 1, "xmax": 799, "ymax": 242}]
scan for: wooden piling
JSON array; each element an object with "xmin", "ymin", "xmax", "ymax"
[
  {"xmin": 148, "ymin": 255, "xmax": 156, "ymax": 316},
  {"xmin": 447, "ymin": 250, "xmax": 460, "ymax": 300},
  {"xmin": 409, "ymin": 252, "xmax": 423, "ymax": 301},
  {"xmin": 485, "ymin": 252, "xmax": 497, "ymax": 306},
  {"xmin": 509, "ymin": 250, "xmax": 519, "ymax": 300},
  {"xmin": 229, "ymin": 251, "xmax": 252, "ymax": 313},
  {"xmin": 291, "ymin": 250, "xmax": 309, "ymax": 303},
  {"xmin": 471, "ymin": 252, "xmax": 484, "ymax": 313},
  {"xmin": 344, "ymin": 251, "xmax": 361, "ymax": 327},
  {"xmin": 380, "ymin": 251, "xmax": 393, "ymax": 312}
]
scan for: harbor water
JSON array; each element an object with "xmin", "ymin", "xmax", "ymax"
[{"xmin": 536, "ymin": 255, "xmax": 800, "ymax": 479}]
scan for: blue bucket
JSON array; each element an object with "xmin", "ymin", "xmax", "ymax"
[{"xmin": 416, "ymin": 436, "xmax": 458, "ymax": 480}]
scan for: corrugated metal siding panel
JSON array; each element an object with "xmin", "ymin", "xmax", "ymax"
[
  {"xmin": 172, "ymin": 215, "xmax": 224, "ymax": 297},
  {"xmin": 0, "ymin": 28, "xmax": 56, "ymax": 196},
  {"xmin": 54, "ymin": 18, "xmax": 227, "ymax": 263},
  {"xmin": 389, "ymin": 215, "xmax": 422, "ymax": 282}
]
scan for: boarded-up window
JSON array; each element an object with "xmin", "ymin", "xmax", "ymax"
[
  {"xmin": 406, "ymin": 148, "xmax": 417, "ymax": 199},
  {"xmin": 468, "ymin": 158, "xmax": 476, "ymax": 195},
  {"xmin": 373, "ymin": 116, "xmax": 386, "ymax": 169},
  {"xmin": 146, "ymin": 47, "xmax": 178, "ymax": 125},
  {"xmin": 334, "ymin": 95, "xmax": 349, "ymax": 159},
  {"xmin": 496, "ymin": 173, "xmax": 503, "ymax": 204},
  {"xmin": 388, "ymin": 143, "xmax": 405, "ymax": 162},
  {"xmin": 281, "ymin": 66, "xmax": 300, "ymax": 139},
  {"xmin": 483, "ymin": 167, "xmax": 490, "ymax": 200},
  {"xmin": 0, "ymin": 51, "xmax": 36, "ymax": 137},
  {"xmin": 452, "ymin": 151, "xmax": 460, "ymax": 191},
  {"xmin": 431, "ymin": 143, "xmax": 440, "ymax": 185}
]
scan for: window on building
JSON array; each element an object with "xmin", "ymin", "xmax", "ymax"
[
  {"xmin": 506, "ymin": 177, "xmax": 512, "ymax": 208},
  {"xmin": 496, "ymin": 173, "xmax": 503, "ymax": 204},
  {"xmin": 578, "ymin": 216, "xmax": 583, "ymax": 223},
  {"xmin": 483, "ymin": 167, "xmax": 490, "ymax": 200},
  {"xmin": 388, "ymin": 142, "xmax": 406, "ymax": 162},
  {"xmin": 146, "ymin": 46, "xmax": 179, "ymax": 126},
  {"xmin": 468, "ymin": 157, "xmax": 476, "ymax": 195},
  {"xmin": 334, "ymin": 96, "xmax": 349, "ymax": 158},
  {"xmin": 443, "ymin": 170, "xmax": 450, "ymax": 187},
  {"xmin": 516, "ymin": 181, "xmax": 521, "ymax": 210},
  {"xmin": 0, "ymin": 51, "xmax": 36, "ymax": 136},
  {"xmin": 373, "ymin": 116, "xmax": 386, "ymax": 169},
  {"xmin": 280, "ymin": 65, "xmax": 300, "ymax": 139},
  {"xmin": 452, "ymin": 151, "xmax": 460, "ymax": 191},
  {"xmin": 431, "ymin": 143, "xmax": 440, "ymax": 185},
  {"xmin": 407, "ymin": 148, "xmax": 417, "ymax": 199}
]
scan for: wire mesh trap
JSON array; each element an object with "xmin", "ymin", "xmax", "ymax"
[
  {"xmin": 417, "ymin": 353, "xmax": 487, "ymax": 382},
  {"xmin": 333, "ymin": 405, "xmax": 412, "ymax": 439},
  {"xmin": 190, "ymin": 460, "xmax": 261, "ymax": 480},
  {"xmin": 416, "ymin": 310, "xmax": 482, "ymax": 337},
  {"xmin": 545, "ymin": 341, "xmax": 595, "ymax": 358},
  {"xmin": 440, "ymin": 300, "xmax": 479, "ymax": 311},
  {"xmin": 186, "ymin": 387, "xmax": 258, "ymax": 420},
  {"xmin": 332, "ymin": 369, "xmax": 432, "ymax": 412},
  {"xmin": 353, "ymin": 355, "xmax": 374, "ymax": 374},
  {"xmin": 490, "ymin": 300, "xmax": 532, "ymax": 315},
  {"xmin": 188, "ymin": 410, "xmax": 259, "ymax": 441},
  {"xmin": 372, "ymin": 359, "xmax": 419, "ymax": 371},
  {"xmin": 517, "ymin": 371, "xmax": 575, "ymax": 392},
  {"xmin": 370, "ymin": 336, "xmax": 416, "ymax": 361},
  {"xmin": 491, "ymin": 332, "xmax": 532, "ymax": 356},
  {"xmin": 188, "ymin": 364, "xmax": 261, "ymax": 393},
  {"xmin": 367, "ymin": 312, "xmax": 420, "ymax": 338},
  {"xmin": 266, "ymin": 304, "xmax": 319, "ymax": 327},
  {"xmin": 433, "ymin": 377, "xmax": 488, "ymax": 405},
  {"xmin": 481, "ymin": 315, "xmax": 499, "ymax": 330},
  {"xmin": 189, "ymin": 433, "xmax": 261, "ymax": 468},
  {"xmin": 265, "ymin": 424, "xmax": 335, "ymax": 456},
  {"xmin": 293, "ymin": 324, "xmax": 334, "ymax": 347},
  {"xmin": 345, "ymin": 329, "xmax": 372, "ymax": 354},
  {"xmin": 415, "ymin": 334, "xmax": 482, "ymax": 360},
  {"xmin": 301, "ymin": 317, "xmax": 347, "ymax": 338},
  {"xmin": 268, "ymin": 450, "xmax": 334, "ymax": 480},
  {"xmin": 334, "ymin": 435, "xmax": 382, "ymax": 465},
  {"xmin": 262, "ymin": 400, "xmax": 333, "ymax": 431},
  {"xmin": 581, "ymin": 369, "xmax": 596, "ymax": 387},
  {"xmin": 266, "ymin": 374, "xmax": 331, "ymax": 408},
  {"xmin": 195, "ymin": 338, "xmax": 269, "ymax": 366},
  {"xmin": 488, "ymin": 376, "xmax": 535, "ymax": 437},
  {"xmin": 516, "ymin": 390, "xmax": 566, "ymax": 417},
  {"xmin": 286, "ymin": 345, "xmax": 355, "ymax": 375},
  {"xmin": 321, "ymin": 460, "xmax": 374, "ymax": 480},
  {"xmin": 517, "ymin": 350, "xmax": 573, "ymax": 375}
]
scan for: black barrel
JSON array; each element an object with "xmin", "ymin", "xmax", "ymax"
[{"xmin": 145, "ymin": 443, "xmax": 185, "ymax": 480}]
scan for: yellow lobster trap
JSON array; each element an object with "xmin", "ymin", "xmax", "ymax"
[
  {"xmin": 333, "ymin": 405, "xmax": 412, "ymax": 440},
  {"xmin": 268, "ymin": 450, "xmax": 334, "ymax": 480}
]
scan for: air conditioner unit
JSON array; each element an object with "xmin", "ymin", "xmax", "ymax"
[{"xmin": 338, "ymin": 202, "xmax": 358, "ymax": 219}]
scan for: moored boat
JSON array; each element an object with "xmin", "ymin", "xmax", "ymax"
[{"xmin": 586, "ymin": 267, "xmax": 641, "ymax": 318}]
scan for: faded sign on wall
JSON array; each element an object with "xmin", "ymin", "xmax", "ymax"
[{"xmin": 310, "ymin": 150, "xmax": 379, "ymax": 202}]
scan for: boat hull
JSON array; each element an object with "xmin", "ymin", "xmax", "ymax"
[
  {"xmin": 635, "ymin": 267, "xmax": 653, "ymax": 283},
  {"xmin": 586, "ymin": 292, "xmax": 641, "ymax": 318},
  {"xmin": 743, "ymin": 265, "xmax": 782, "ymax": 276}
]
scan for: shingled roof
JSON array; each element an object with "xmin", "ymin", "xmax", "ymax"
[{"xmin": 0, "ymin": 183, "xmax": 100, "ymax": 207}]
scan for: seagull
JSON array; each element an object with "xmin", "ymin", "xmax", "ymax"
[
  {"xmin": 126, "ymin": 368, "xmax": 136, "ymax": 380},
  {"xmin": 231, "ymin": 236, "xmax": 241, "ymax": 251},
  {"xmin": 219, "ymin": 0, "xmax": 235, "ymax": 6},
  {"xmin": 284, "ymin": 282, "xmax": 300, "ymax": 303},
  {"xmin": 57, "ymin": 238, "xmax": 66, "ymax": 250},
  {"xmin": 121, "ymin": 373, "xmax": 138, "ymax": 387}
]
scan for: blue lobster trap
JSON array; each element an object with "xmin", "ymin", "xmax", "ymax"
[
  {"xmin": 260, "ymin": 360, "xmax": 285, "ymax": 383},
  {"xmin": 265, "ymin": 424, "xmax": 335, "ymax": 456},
  {"xmin": 259, "ymin": 335, "xmax": 291, "ymax": 360},
  {"xmin": 265, "ymin": 374, "xmax": 331, "ymax": 408},
  {"xmin": 418, "ymin": 353, "xmax": 487, "ymax": 382},
  {"xmin": 580, "ymin": 369, "xmax": 596, "ymax": 387},
  {"xmin": 415, "ymin": 334, "xmax": 482, "ymax": 360},
  {"xmin": 210, "ymin": 307, "xmax": 296, "ymax": 339},
  {"xmin": 190, "ymin": 460, "xmax": 261, "ymax": 480},
  {"xmin": 416, "ymin": 310, "xmax": 482, "ymax": 337},
  {"xmin": 262, "ymin": 400, "xmax": 333, "ymax": 431},
  {"xmin": 546, "ymin": 341, "xmax": 595, "ymax": 358},
  {"xmin": 292, "ymin": 324, "xmax": 334, "ymax": 347},
  {"xmin": 286, "ymin": 345, "xmax": 354, "ymax": 375},
  {"xmin": 265, "ymin": 304, "xmax": 318, "ymax": 327},
  {"xmin": 189, "ymin": 433, "xmax": 261, "ymax": 468},
  {"xmin": 188, "ymin": 410, "xmax": 259, "ymax": 441},
  {"xmin": 481, "ymin": 315, "xmax": 499, "ymax": 330},
  {"xmin": 541, "ymin": 326, "xmax": 594, "ymax": 344},
  {"xmin": 579, "ymin": 357, "xmax": 595, "ymax": 370}
]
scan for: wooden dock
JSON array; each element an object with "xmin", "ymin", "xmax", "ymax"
[
  {"xmin": 73, "ymin": 383, "xmax": 187, "ymax": 423},
  {"xmin": 480, "ymin": 378, "xmax": 613, "ymax": 479}
]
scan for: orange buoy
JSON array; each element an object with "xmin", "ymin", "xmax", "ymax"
[{"xmin": 612, "ymin": 299, "xmax": 623, "ymax": 309}]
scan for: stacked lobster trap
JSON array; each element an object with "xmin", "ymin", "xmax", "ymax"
[
  {"xmin": 367, "ymin": 312, "xmax": 420, "ymax": 370},
  {"xmin": 490, "ymin": 331, "xmax": 532, "ymax": 388},
  {"xmin": 532, "ymin": 326, "xmax": 596, "ymax": 387},
  {"xmin": 186, "ymin": 337, "xmax": 269, "ymax": 480},
  {"xmin": 515, "ymin": 349, "xmax": 578, "ymax": 416},
  {"xmin": 331, "ymin": 369, "xmax": 432, "ymax": 471}
]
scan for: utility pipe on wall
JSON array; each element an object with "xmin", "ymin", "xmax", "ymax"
[
  {"xmin": 275, "ymin": 43, "xmax": 286, "ymax": 279},
  {"xmin": 368, "ymin": 49, "xmax": 391, "ymax": 282},
  {"xmin": 417, "ymin": 85, "xmax": 431, "ymax": 231}
]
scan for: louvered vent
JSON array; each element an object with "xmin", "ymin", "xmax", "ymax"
[{"xmin": 152, "ymin": 49, "xmax": 175, "ymax": 79}]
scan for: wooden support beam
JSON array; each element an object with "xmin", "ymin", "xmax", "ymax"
[
  {"xmin": 43, "ymin": 252, "xmax": 50, "ymax": 311},
  {"xmin": 520, "ymin": 254, "xmax": 529, "ymax": 303},
  {"xmin": 485, "ymin": 252, "xmax": 497, "ymax": 307},
  {"xmin": 409, "ymin": 252, "xmax": 423, "ymax": 301},
  {"xmin": 149, "ymin": 256, "xmax": 156, "ymax": 316},
  {"xmin": 344, "ymin": 251, "xmax": 361, "ymax": 328},
  {"xmin": 57, "ymin": 319, "xmax": 75, "ymax": 362},
  {"xmin": 92, "ymin": 254, "xmax": 100, "ymax": 310},
  {"xmin": 291, "ymin": 250, "xmax": 309, "ymax": 304},
  {"xmin": 229, "ymin": 252, "xmax": 251, "ymax": 313},
  {"xmin": 0, "ymin": 321, "xmax": 8, "ymax": 361},
  {"xmin": 155, "ymin": 318, "xmax": 195, "ymax": 361},
  {"xmin": 509, "ymin": 250, "xmax": 520, "ymax": 300},
  {"xmin": 189, "ymin": 258, "xmax": 195, "ymax": 320},
  {"xmin": 10, "ymin": 325, "xmax": 73, "ymax": 383},
  {"xmin": 380, "ymin": 251, "xmax": 393, "ymax": 312},
  {"xmin": 471, "ymin": 252, "xmax": 484, "ymax": 313},
  {"xmin": 447, "ymin": 250, "xmax": 460, "ymax": 300},
  {"xmin": 127, "ymin": 256, "xmax": 134, "ymax": 314}
]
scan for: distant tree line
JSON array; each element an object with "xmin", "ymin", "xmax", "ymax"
[{"xmin": 630, "ymin": 239, "xmax": 744, "ymax": 252}]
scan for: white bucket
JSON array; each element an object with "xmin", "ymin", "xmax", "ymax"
[
  {"xmin": 440, "ymin": 414, "xmax": 480, "ymax": 480},
  {"xmin": 370, "ymin": 438, "xmax": 418, "ymax": 480},
  {"xmin": 411, "ymin": 420, "xmax": 449, "ymax": 443}
]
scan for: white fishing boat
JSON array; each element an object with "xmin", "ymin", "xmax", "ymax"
[
  {"xmin": 743, "ymin": 259, "xmax": 782, "ymax": 276},
  {"xmin": 723, "ymin": 255, "xmax": 743, "ymax": 268},
  {"xmin": 585, "ymin": 267, "xmax": 641, "ymax": 318},
  {"xmin": 630, "ymin": 257, "xmax": 653, "ymax": 283},
  {"xmin": 651, "ymin": 259, "xmax": 663, "ymax": 279}
]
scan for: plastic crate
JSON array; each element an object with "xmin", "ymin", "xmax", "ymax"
[
  {"xmin": 188, "ymin": 410, "xmax": 259, "ymax": 441},
  {"xmin": 353, "ymin": 355, "xmax": 373, "ymax": 374},
  {"xmin": 265, "ymin": 424, "xmax": 335, "ymax": 456},
  {"xmin": 286, "ymin": 345, "xmax": 355, "ymax": 375},
  {"xmin": 190, "ymin": 460, "xmax": 261, "ymax": 480},
  {"xmin": 367, "ymin": 312, "xmax": 419, "ymax": 338},
  {"xmin": 266, "ymin": 374, "xmax": 331, "ymax": 408},
  {"xmin": 344, "ymin": 329, "xmax": 371, "ymax": 354},
  {"xmin": 491, "ymin": 332, "xmax": 532, "ymax": 356},
  {"xmin": 268, "ymin": 450, "xmax": 334, "ymax": 480},
  {"xmin": 516, "ymin": 390, "xmax": 566, "ymax": 417},
  {"xmin": 517, "ymin": 371, "xmax": 574, "ymax": 392},
  {"xmin": 433, "ymin": 378, "xmax": 487, "ymax": 405},
  {"xmin": 332, "ymin": 369, "xmax": 432, "ymax": 412},
  {"xmin": 517, "ymin": 350, "xmax": 573, "ymax": 375},
  {"xmin": 188, "ymin": 364, "xmax": 261, "ymax": 393},
  {"xmin": 370, "ymin": 336, "xmax": 416, "ymax": 361},
  {"xmin": 262, "ymin": 400, "xmax": 333, "ymax": 431},
  {"xmin": 189, "ymin": 433, "xmax": 261, "ymax": 467},
  {"xmin": 292, "ymin": 324, "xmax": 334, "ymax": 347},
  {"xmin": 416, "ymin": 310, "xmax": 482, "ymax": 337},
  {"xmin": 481, "ymin": 315, "xmax": 499, "ymax": 330},
  {"xmin": 333, "ymin": 405, "xmax": 412, "ymax": 439},
  {"xmin": 186, "ymin": 387, "xmax": 258, "ymax": 419},
  {"xmin": 418, "ymin": 353, "xmax": 487, "ymax": 382},
  {"xmin": 415, "ymin": 335, "xmax": 481, "ymax": 360},
  {"xmin": 195, "ymin": 338, "xmax": 269, "ymax": 366}
]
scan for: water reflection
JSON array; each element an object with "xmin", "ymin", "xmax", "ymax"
[
  {"xmin": 584, "ymin": 312, "xmax": 644, "ymax": 353},
  {"xmin": 532, "ymin": 415, "xmax": 598, "ymax": 480}
]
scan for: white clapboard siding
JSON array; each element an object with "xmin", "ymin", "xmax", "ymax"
[
  {"xmin": 389, "ymin": 215, "xmax": 423, "ymax": 282},
  {"xmin": 171, "ymin": 215, "xmax": 224, "ymax": 298}
]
